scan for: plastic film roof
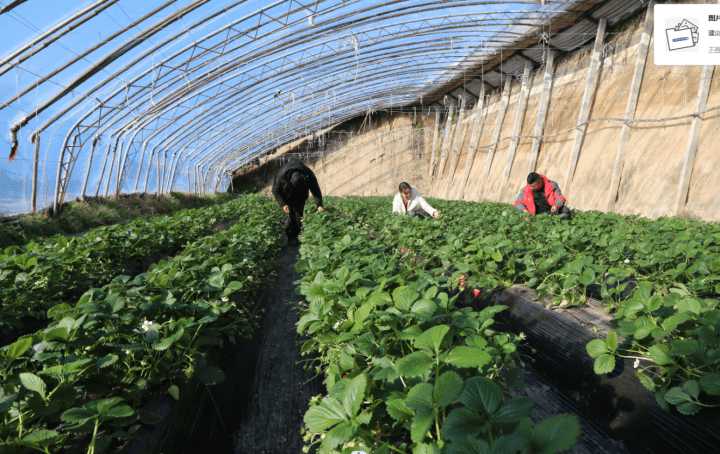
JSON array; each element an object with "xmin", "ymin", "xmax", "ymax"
[{"xmin": 0, "ymin": 0, "xmax": 648, "ymax": 216}]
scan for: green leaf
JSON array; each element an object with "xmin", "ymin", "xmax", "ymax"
[
  {"xmin": 396, "ymin": 352, "xmax": 434, "ymax": 377},
  {"xmin": 305, "ymin": 397, "xmax": 346, "ymax": 432},
  {"xmin": 445, "ymin": 346, "xmax": 491, "ymax": 368},
  {"xmin": 682, "ymin": 380, "xmax": 700, "ymax": 399},
  {"xmin": 342, "ymin": 374, "xmax": 366, "ymax": 417},
  {"xmin": 531, "ymin": 414, "xmax": 580, "ymax": 454},
  {"xmin": 664, "ymin": 387, "xmax": 692, "ymax": 405},
  {"xmin": 6, "ymin": 337, "xmax": 32, "ymax": 361},
  {"xmin": 61, "ymin": 407, "xmax": 96, "ymax": 423},
  {"xmin": 138, "ymin": 409, "xmax": 163, "ymax": 425},
  {"xmin": 412, "ymin": 442, "xmax": 441, "ymax": 454},
  {"xmin": 446, "ymin": 436, "xmax": 490, "ymax": 454},
  {"xmin": 442, "ymin": 407, "xmax": 486, "ymax": 440},
  {"xmin": 410, "ymin": 412, "xmax": 434, "ymax": 443},
  {"xmin": 649, "ymin": 344, "xmax": 674, "ymax": 366},
  {"xmin": 585, "ymin": 339, "xmax": 609, "ymax": 358},
  {"xmin": 324, "ymin": 421, "xmax": 354, "ymax": 450},
  {"xmin": 406, "ymin": 383, "xmax": 434, "ymax": 414},
  {"xmin": 670, "ymin": 339, "xmax": 701, "ymax": 356},
  {"xmin": 491, "ymin": 251, "xmax": 503, "ymax": 262},
  {"xmin": 414, "ymin": 325, "xmax": 449, "ymax": 355},
  {"xmin": 394, "ymin": 287, "xmax": 420, "ymax": 311},
  {"xmin": 105, "ymin": 405, "xmax": 134, "ymax": 418},
  {"xmin": 0, "ymin": 390, "xmax": 17, "ymax": 413},
  {"xmin": 605, "ymin": 331, "xmax": 618, "ymax": 353},
  {"xmin": 492, "ymin": 397, "xmax": 535, "ymax": 423},
  {"xmin": 386, "ymin": 395, "xmax": 414, "ymax": 422},
  {"xmin": 153, "ymin": 337, "xmax": 175, "ymax": 351},
  {"xmin": 168, "ymin": 385, "xmax": 180, "ymax": 401},
  {"xmin": 461, "ymin": 376, "xmax": 502, "ymax": 414},
  {"xmin": 96, "ymin": 354, "xmax": 118, "ymax": 368},
  {"xmin": 676, "ymin": 401, "xmax": 701, "ymax": 415},
  {"xmin": 196, "ymin": 367, "xmax": 225, "ymax": 386},
  {"xmin": 677, "ymin": 298, "xmax": 702, "ymax": 315},
  {"xmin": 593, "ymin": 354, "xmax": 616, "ymax": 374},
  {"xmin": 699, "ymin": 372, "xmax": 720, "ymax": 395},
  {"xmin": 434, "ymin": 371, "xmax": 462, "ymax": 408},
  {"xmin": 20, "ymin": 373, "xmax": 46, "ymax": 399}
]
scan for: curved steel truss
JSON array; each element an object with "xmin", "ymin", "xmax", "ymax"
[{"xmin": 0, "ymin": 0, "xmax": 649, "ymax": 215}]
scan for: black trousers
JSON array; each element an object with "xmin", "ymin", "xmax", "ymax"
[
  {"xmin": 285, "ymin": 198, "xmax": 307, "ymax": 240},
  {"xmin": 409, "ymin": 211, "xmax": 427, "ymax": 220},
  {"xmin": 539, "ymin": 205, "xmax": 571, "ymax": 221}
]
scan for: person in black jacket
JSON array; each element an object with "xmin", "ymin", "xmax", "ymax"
[{"xmin": 271, "ymin": 161, "xmax": 323, "ymax": 246}]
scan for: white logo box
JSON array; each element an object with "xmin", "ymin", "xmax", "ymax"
[{"xmin": 654, "ymin": 4, "xmax": 720, "ymax": 65}]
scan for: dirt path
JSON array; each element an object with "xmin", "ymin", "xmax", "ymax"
[{"xmin": 231, "ymin": 242, "xmax": 321, "ymax": 454}]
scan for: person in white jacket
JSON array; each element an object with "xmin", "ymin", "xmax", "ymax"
[{"xmin": 392, "ymin": 182, "xmax": 440, "ymax": 219}]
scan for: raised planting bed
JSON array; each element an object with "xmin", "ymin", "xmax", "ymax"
[{"xmin": 488, "ymin": 286, "xmax": 720, "ymax": 454}]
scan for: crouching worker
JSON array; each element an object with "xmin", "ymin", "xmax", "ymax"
[
  {"xmin": 392, "ymin": 182, "xmax": 440, "ymax": 219},
  {"xmin": 514, "ymin": 172, "xmax": 570, "ymax": 221},
  {"xmin": 271, "ymin": 161, "xmax": 323, "ymax": 246}
]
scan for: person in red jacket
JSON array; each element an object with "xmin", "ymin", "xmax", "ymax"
[{"xmin": 514, "ymin": 172, "xmax": 571, "ymax": 221}]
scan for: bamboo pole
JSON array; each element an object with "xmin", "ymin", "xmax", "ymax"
[
  {"xmin": 95, "ymin": 142, "xmax": 112, "ymax": 197},
  {"xmin": 479, "ymin": 76, "xmax": 512, "ymax": 199},
  {"xmin": 458, "ymin": 86, "xmax": 487, "ymax": 201},
  {"xmin": 428, "ymin": 109, "xmax": 441, "ymax": 179},
  {"xmin": 104, "ymin": 139, "xmax": 120, "ymax": 198},
  {"xmin": 675, "ymin": 64, "xmax": 715, "ymax": 217},
  {"xmin": 528, "ymin": 50, "xmax": 555, "ymax": 174},
  {"xmin": 607, "ymin": 1, "xmax": 655, "ymax": 212},
  {"xmin": 31, "ymin": 133, "xmax": 40, "ymax": 213},
  {"xmin": 443, "ymin": 96, "xmax": 468, "ymax": 197},
  {"xmin": 499, "ymin": 62, "xmax": 533, "ymax": 198},
  {"xmin": 564, "ymin": 18, "xmax": 607, "ymax": 194},
  {"xmin": 80, "ymin": 136, "xmax": 98, "ymax": 200},
  {"xmin": 430, "ymin": 106, "xmax": 455, "ymax": 196}
]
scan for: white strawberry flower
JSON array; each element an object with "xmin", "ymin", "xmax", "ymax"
[
  {"xmin": 141, "ymin": 320, "xmax": 153, "ymax": 331},
  {"xmin": 96, "ymin": 237, "xmax": 102, "ymax": 241},
  {"xmin": 624, "ymin": 259, "xmax": 630, "ymax": 264},
  {"xmin": 634, "ymin": 358, "xmax": 640, "ymax": 368},
  {"xmin": 221, "ymin": 297, "xmax": 229, "ymax": 302}
]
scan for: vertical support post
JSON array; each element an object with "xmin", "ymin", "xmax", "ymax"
[
  {"xmin": 564, "ymin": 18, "xmax": 607, "ymax": 193},
  {"xmin": 133, "ymin": 141, "xmax": 149, "ymax": 193},
  {"xmin": 156, "ymin": 149, "xmax": 163, "ymax": 196},
  {"xmin": 188, "ymin": 166, "xmax": 191, "ymax": 194},
  {"xmin": 80, "ymin": 136, "xmax": 97, "ymax": 200},
  {"xmin": 607, "ymin": 2, "xmax": 655, "ymax": 212},
  {"xmin": 458, "ymin": 86, "xmax": 486, "ymax": 200},
  {"xmin": 143, "ymin": 146, "xmax": 156, "ymax": 194},
  {"xmin": 104, "ymin": 138, "xmax": 120, "ymax": 198},
  {"xmin": 444, "ymin": 96, "xmax": 468, "ymax": 195},
  {"xmin": 31, "ymin": 133, "xmax": 40, "ymax": 213},
  {"xmin": 479, "ymin": 76, "xmax": 512, "ymax": 198},
  {"xmin": 95, "ymin": 142, "xmax": 112, "ymax": 197},
  {"xmin": 675, "ymin": 64, "xmax": 714, "ymax": 217},
  {"xmin": 528, "ymin": 50, "xmax": 555, "ymax": 173},
  {"xmin": 114, "ymin": 139, "xmax": 125, "ymax": 198},
  {"xmin": 500, "ymin": 62, "xmax": 533, "ymax": 197},
  {"xmin": 53, "ymin": 134, "xmax": 77, "ymax": 216},
  {"xmin": 428, "ymin": 108, "xmax": 441, "ymax": 179},
  {"xmin": 430, "ymin": 106, "xmax": 455, "ymax": 196}
]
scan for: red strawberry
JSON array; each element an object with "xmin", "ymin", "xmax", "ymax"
[
  {"xmin": 662, "ymin": 293, "xmax": 667, "ymax": 296},
  {"xmin": 342, "ymin": 375, "xmax": 348, "ymax": 378},
  {"xmin": 474, "ymin": 289, "xmax": 481, "ymax": 297},
  {"xmin": 459, "ymin": 282, "xmax": 464, "ymax": 288},
  {"xmin": 459, "ymin": 276, "xmax": 466, "ymax": 281}
]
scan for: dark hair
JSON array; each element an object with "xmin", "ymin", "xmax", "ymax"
[
  {"xmin": 291, "ymin": 172, "xmax": 307, "ymax": 188},
  {"xmin": 399, "ymin": 182, "xmax": 411, "ymax": 192},
  {"xmin": 527, "ymin": 172, "xmax": 541, "ymax": 184}
]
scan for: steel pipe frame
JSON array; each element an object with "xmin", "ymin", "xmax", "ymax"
[{"xmin": 4, "ymin": 2, "xmax": 570, "ymax": 201}]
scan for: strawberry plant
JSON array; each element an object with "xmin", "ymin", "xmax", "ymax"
[
  {"xmin": 295, "ymin": 203, "xmax": 580, "ymax": 453},
  {"xmin": 0, "ymin": 196, "xmax": 282, "ymax": 453}
]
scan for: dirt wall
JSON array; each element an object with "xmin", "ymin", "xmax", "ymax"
[{"xmin": 235, "ymin": 22, "xmax": 720, "ymax": 222}]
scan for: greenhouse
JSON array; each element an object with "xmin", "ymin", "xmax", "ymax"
[{"xmin": 1, "ymin": 0, "xmax": 720, "ymax": 453}]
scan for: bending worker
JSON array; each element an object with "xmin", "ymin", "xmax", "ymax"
[
  {"xmin": 514, "ymin": 172, "xmax": 571, "ymax": 221},
  {"xmin": 271, "ymin": 160, "xmax": 323, "ymax": 246},
  {"xmin": 392, "ymin": 182, "xmax": 440, "ymax": 219}
]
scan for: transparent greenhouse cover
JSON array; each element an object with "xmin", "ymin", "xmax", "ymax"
[{"xmin": 0, "ymin": 0, "xmax": 574, "ymax": 217}]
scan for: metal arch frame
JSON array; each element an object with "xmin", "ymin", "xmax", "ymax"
[{"xmin": 1, "ymin": 0, "xmax": 594, "ymax": 213}]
